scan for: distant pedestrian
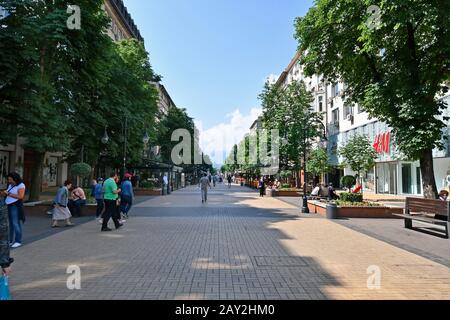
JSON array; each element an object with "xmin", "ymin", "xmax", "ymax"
[
  {"xmin": 200, "ymin": 173, "xmax": 212, "ymax": 204},
  {"xmin": 90, "ymin": 179, "xmax": 97, "ymax": 198},
  {"xmin": 94, "ymin": 178, "xmax": 105, "ymax": 222},
  {"xmin": 120, "ymin": 173, "xmax": 134, "ymax": 221},
  {"xmin": 163, "ymin": 174, "xmax": 169, "ymax": 195},
  {"xmin": 1, "ymin": 173, "xmax": 25, "ymax": 249},
  {"xmin": 227, "ymin": 175, "xmax": 232, "ymax": 188},
  {"xmin": 258, "ymin": 178, "xmax": 265, "ymax": 197},
  {"xmin": 0, "ymin": 191, "xmax": 13, "ymax": 277},
  {"xmin": 52, "ymin": 180, "xmax": 74, "ymax": 228},
  {"xmin": 101, "ymin": 172, "xmax": 123, "ymax": 232}
]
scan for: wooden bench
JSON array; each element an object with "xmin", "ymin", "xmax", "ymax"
[
  {"xmin": 393, "ymin": 198, "xmax": 450, "ymax": 239},
  {"xmin": 308, "ymin": 186, "xmax": 330, "ymax": 201}
]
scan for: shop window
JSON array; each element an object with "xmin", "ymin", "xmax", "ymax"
[
  {"xmin": 402, "ymin": 163, "xmax": 412, "ymax": 194},
  {"xmin": 416, "ymin": 167, "xmax": 422, "ymax": 195}
]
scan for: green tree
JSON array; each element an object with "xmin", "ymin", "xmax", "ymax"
[
  {"xmin": 67, "ymin": 39, "xmax": 160, "ymax": 173},
  {"xmin": 338, "ymin": 135, "xmax": 377, "ymax": 194},
  {"xmin": 307, "ymin": 146, "xmax": 331, "ymax": 181},
  {"xmin": 295, "ymin": 0, "xmax": 450, "ymax": 198},
  {"xmin": 0, "ymin": 0, "xmax": 113, "ymax": 200},
  {"xmin": 259, "ymin": 80, "xmax": 324, "ymax": 187}
]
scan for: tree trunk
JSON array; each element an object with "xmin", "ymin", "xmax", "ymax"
[
  {"xmin": 28, "ymin": 152, "xmax": 45, "ymax": 202},
  {"xmin": 420, "ymin": 148, "xmax": 438, "ymax": 199}
]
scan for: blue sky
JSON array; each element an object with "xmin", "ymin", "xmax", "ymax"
[{"xmin": 124, "ymin": 0, "xmax": 314, "ymax": 164}]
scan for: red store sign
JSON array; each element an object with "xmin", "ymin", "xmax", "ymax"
[{"xmin": 373, "ymin": 132, "xmax": 391, "ymax": 154}]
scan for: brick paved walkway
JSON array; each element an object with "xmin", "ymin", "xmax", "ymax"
[{"xmin": 8, "ymin": 184, "xmax": 450, "ymax": 300}]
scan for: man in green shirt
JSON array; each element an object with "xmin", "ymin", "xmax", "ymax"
[{"xmin": 101, "ymin": 172, "xmax": 123, "ymax": 232}]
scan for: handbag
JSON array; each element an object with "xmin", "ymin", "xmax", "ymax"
[{"xmin": 0, "ymin": 276, "xmax": 11, "ymax": 300}]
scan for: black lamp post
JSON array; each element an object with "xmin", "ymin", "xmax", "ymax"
[{"xmin": 301, "ymin": 120, "xmax": 328, "ymax": 214}]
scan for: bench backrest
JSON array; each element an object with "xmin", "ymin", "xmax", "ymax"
[
  {"xmin": 320, "ymin": 187, "xmax": 329, "ymax": 197},
  {"xmin": 406, "ymin": 197, "xmax": 450, "ymax": 219}
]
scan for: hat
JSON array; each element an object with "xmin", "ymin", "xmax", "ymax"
[{"xmin": 124, "ymin": 173, "xmax": 133, "ymax": 179}]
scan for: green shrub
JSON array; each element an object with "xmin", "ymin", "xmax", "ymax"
[
  {"xmin": 341, "ymin": 175, "xmax": 356, "ymax": 189},
  {"xmin": 281, "ymin": 184, "xmax": 291, "ymax": 189},
  {"xmin": 70, "ymin": 163, "xmax": 92, "ymax": 178},
  {"xmin": 139, "ymin": 180, "xmax": 156, "ymax": 189},
  {"xmin": 340, "ymin": 192, "xmax": 363, "ymax": 203},
  {"xmin": 336, "ymin": 201, "xmax": 380, "ymax": 207}
]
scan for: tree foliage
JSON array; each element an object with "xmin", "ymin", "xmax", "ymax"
[
  {"xmin": 259, "ymin": 80, "xmax": 324, "ymax": 171},
  {"xmin": 307, "ymin": 147, "xmax": 331, "ymax": 178},
  {"xmin": 339, "ymin": 135, "xmax": 377, "ymax": 177},
  {"xmin": 0, "ymin": 0, "xmax": 160, "ymax": 200},
  {"xmin": 295, "ymin": 0, "xmax": 450, "ymax": 197}
]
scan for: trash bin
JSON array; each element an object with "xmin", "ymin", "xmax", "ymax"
[{"xmin": 326, "ymin": 203, "xmax": 338, "ymax": 220}]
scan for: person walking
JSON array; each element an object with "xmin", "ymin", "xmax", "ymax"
[
  {"xmin": 163, "ymin": 174, "xmax": 169, "ymax": 196},
  {"xmin": 0, "ymin": 191, "xmax": 13, "ymax": 277},
  {"xmin": 101, "ymin": 172, "xmax": 123, "ymax": 232},
  {"xmin": 52, "ymin": 180, "xmax": 74, "ymax": 228},
  {"xmin": 1, "ymin": 173, "xmax": 25, "ymax": 249},
  {"xmin": 200, "ymin": 173, "xmax": 212, "ymax": 204},
  {"xmin": 120, "ymin": 173, "xmax": 134, "ymax": 221},
  {"xmin": 94, "ymin": 178, "xmax": 105, "ymax": 223},
  {"xmin": 227, "ymin": 175, "xmax": 232, "ymax": 188},
  {"xmin": 258, "ymin": 177, "xmax": 266, "ymax": 197}
]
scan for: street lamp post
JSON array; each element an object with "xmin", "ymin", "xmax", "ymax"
[{"xmin": 301, "ymin": 120, "xmax": 328, "ymax": 214}]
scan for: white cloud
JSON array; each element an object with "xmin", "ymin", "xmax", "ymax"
[{"xmin": 195, "ymin": 108, "xmax": 262, "ymax": 166}]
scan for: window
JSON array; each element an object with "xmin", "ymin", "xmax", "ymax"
[
  {"xmin": 318, "ymin": 96, "xmax": 324, "ymax": 112},
  {"xmin": 402, "ymin": 164, "xmax": 412, "ymax": 194},
  {"xmin": 357, "ymin": 104, "xmax": 364, "ymax": 114},
  {"xmin": 343, "ymin": 105, "xmax": 353, "ymax": 119},
  {"xmin": 333, "ymin": 83, "xmax": 340, "ymax": 97},
  {"xmin": 332, "ymin": 109, "xmax": 339, "ymax": 124}
]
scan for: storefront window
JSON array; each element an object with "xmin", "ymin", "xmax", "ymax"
[
  {"xmin": 402, "ymin": 163, "xmax": 412, "ymax": 194},
  {"xmin": 376, "ymin": 162, "xmax": 397, "ymax": 194}
]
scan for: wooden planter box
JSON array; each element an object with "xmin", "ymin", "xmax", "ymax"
[
  {"xmin": 307, "ymin": 201, "xmax": 404, "ymax": 219},
  {"xmin": 271, "ymin": 190, "xmax": 302, "ymax": 197},
  {"xmin": 134, "ymin": 188, "xmax": 162, "ymax": 196}
]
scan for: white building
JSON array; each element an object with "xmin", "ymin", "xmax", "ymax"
[{"xmin": 272, "ymin": 52, "xmax": 450, "ymax": 196}]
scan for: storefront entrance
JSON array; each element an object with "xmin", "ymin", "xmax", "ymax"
[{"xmin": 376, "ymin": 162, "xmax": 398, "ymax": 195}]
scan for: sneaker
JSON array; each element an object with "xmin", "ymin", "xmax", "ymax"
[
  {"xmin": 101, "ymin": 228, "xmax": 112, "ymax": 232},
  {"xmin": 98, "ymin": 219, "xmax": 103, "ymax": 224},
  {"xmin": 120, "ymin": 219, "xmax": 127, "ymax": 223},
  {"xmin": 11, "ymin": 243, "xmax": 22, "ymax": 249},
  {"xmin": 116, "ymin": 224, "xmax": 124, "ymax": 230}
]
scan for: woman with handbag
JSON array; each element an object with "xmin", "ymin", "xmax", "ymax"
[
  {"xmin": 52, "ymin": 180, "xmax": 74, "ymax": 228},
  {"xmin": 1, "ymin": 173, "xmax": 25, "ymax": 249}
]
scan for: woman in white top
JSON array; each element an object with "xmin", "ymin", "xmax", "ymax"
[{"xmin": 1, "ymin": 173, "xmax": 25, "ymax": 248}]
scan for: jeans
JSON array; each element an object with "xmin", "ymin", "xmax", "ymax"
[
  {"xmin": 102, "ymin": 200, "xmax": 121, "ymax": 230},
  {"xmin": 7, "ymin": 203, "xmax": 22, "ymax": 244},
  {"xmin": 120, "ymin": 195, "xmax": 133, "ymax": 216},
  {"xmin": 68, "ymin": 199, "xmax": 86, "ymax": 217},
  {"xmin": 96, "ymin": 199, "xmax": 104, "ymax": 218},
  {"xmin": 201, "ymin": 189, "xmax": 208, "ymax": 202}
]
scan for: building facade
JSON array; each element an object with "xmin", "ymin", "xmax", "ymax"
[{"xmin": 270, "ymin": 52, "xmax": 450, "ymax": 196}]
